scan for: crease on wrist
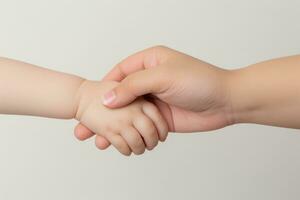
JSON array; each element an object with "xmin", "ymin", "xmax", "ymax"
[{"xmin": 74, "ymin": 78, "xmax": 87, "ymax": 121}]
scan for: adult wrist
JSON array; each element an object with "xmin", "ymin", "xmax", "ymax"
[{"xmin": 226, "ymin": 67, "xmax": 261, "ymax": 125}]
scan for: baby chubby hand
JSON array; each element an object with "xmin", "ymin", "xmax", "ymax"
[{"xmin": 75, "ymin": 80, "xmax": 168, "ymax": 156}]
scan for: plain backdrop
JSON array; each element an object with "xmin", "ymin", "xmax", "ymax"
[{"xmin": 0, "ymin": 0, "xmax": 300, "ymax": 200}]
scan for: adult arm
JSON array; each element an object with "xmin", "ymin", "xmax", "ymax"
[
  {"xmin": 104, "ymin": 47, "xmax": 300, "ymax": 129},
  {"xmin": 75, "ymin": 46, "xmax": 300, "ymax": 147},
  {"xmin": 229, "ymin": 55, "xmax": 300, "ymax": 128}
]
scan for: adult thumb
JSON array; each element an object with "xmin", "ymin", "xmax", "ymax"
[{"xmin": 102, "ymin": 68, "xmax": 164, "ymax": 108}]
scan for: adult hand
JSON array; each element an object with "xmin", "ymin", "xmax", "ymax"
[{"xmin": 74, "ymin": 46, "xmax": 235, "ymax": 150}]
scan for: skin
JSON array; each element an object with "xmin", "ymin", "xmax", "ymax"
[
  {"xmin": 74, "ymin": 46, "xmax": 300, "ymax": 151},
  {"xmin": 0, "ymin": 57, "xmax": 168, "ymax": 156}
]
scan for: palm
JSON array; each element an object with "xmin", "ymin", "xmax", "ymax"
[{"xmin": 153, "ymin": 99, "xmax": 230, "ymax": 133}]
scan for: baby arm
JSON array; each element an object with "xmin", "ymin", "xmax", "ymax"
[
  {"xmin": 0, "ymin": 57, "xmax": 83, "ymax": 118},
  {"xmin": 0, "ymin": 57, "xmax": 168, "ymax": 155}
]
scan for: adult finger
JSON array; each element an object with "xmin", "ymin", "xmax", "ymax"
[
  {"xmin": 102, "ymin": 68, "xmax": 167, "ymax": 108},
  {"xmin": 102, "ymin": 46, "xmax": 168, "ymax": 81}
]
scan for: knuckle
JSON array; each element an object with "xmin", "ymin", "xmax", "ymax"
[
  {"xmin": 102, "ymin": 126, "xmax": 118, "ymax": 135},
  {"xmin": 116, "ymin": 118, "xmax": 130, "ymax": 127},
  {"xmin": 103, "ymin": 126, "xmax": 114, "ymax": 133},
  {"xmin": 123, "ymin": 75, "xmax": 134, "ymax": 87}
]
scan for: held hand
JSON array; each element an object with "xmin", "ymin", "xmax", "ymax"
[
  {"xmin": 75, "ymin": 80, "xmax": 168, "ymax": 155},
  {"xmin": 102, "ymin": 46, "xmax": 234, "ymax": 132},
  {"xmin": 75, "ymin": 46, "xmax": 235, "ymax": 148}
]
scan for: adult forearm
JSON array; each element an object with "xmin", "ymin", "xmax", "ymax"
[
  {"xmin": 229, "ymin": 55, "xmax": 300, "ymax": 128},
  {"xmin": 0, "ymin": 57, "xmax": 84, "ymax": 119}
]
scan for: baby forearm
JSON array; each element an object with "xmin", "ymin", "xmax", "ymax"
[
  {"xmin": 230, "ymin": 55, "xmax": 300, "ymax": 128},
  {"xmin": 0, "ymin": 57, "xmax": 84, "ymax": 119}
]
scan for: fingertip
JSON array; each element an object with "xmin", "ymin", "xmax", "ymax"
[
  {"xmin": 159, "ymin": 125, "xmax": 169, "ymax": 142},
  {"xmin": 74, "ymin": 123, "xmax": 94, "ymax": 141},
  {"xmin": 95, "ymin": 136, "xmax": 111, "ymax": 150},
  {"xmin": 146, "ymin": 145, "xmax": 156, "ymax": 151},
  {"xmin": 74, "ymin": 126, "xmax": 82, "ymax": 140},
  {"xmin": 123, "ymin": 151, "xmax": 132, "ymax": 157},
  {"xmin": 160, "ymin": 133, "xmax": 168, "ymax": 142}
]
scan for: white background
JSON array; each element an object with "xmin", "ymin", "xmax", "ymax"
[{"xmin": 0, "ymin": 0, "xmax": 300, "ymax": 199}]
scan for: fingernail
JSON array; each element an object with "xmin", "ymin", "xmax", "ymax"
[{"xmin": 102, "ymin": 90, "xmax": 116, "ymax": 105}]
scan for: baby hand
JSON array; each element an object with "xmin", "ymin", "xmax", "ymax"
[{"xmin": 75, "ymin": 80, "xmax": 168, "ymax": 156}]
